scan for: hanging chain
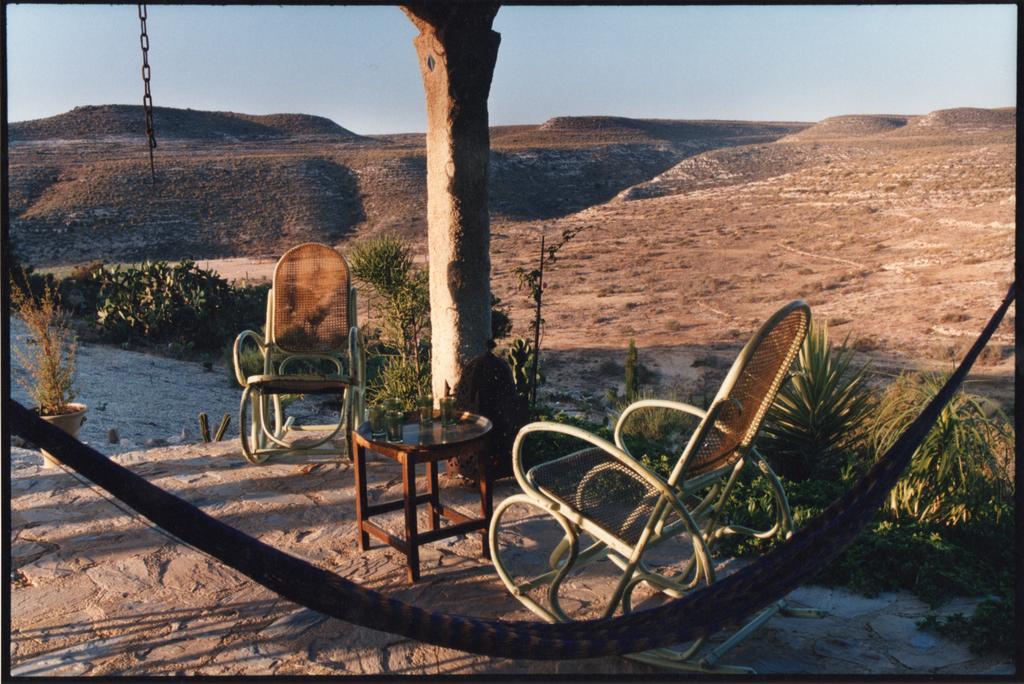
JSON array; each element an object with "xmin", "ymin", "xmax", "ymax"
[{"xmin": 138, "ymin": 3, "xmax": 157, "ymax": 183}]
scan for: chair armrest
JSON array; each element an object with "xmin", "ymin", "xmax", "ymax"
[
  {"xmin": 613, "ymin": 399, "xmax": 707, "ymax": 454},
  {"xmin": 513, "ymin": 422, "xmax": 712, "ymax": 550},
  {"xmin": 513, "ymin": 422, "xmax": 680, "ymax": 506},
  {"xmin": 232, "ymin": 330, "xmax": 266, "ymax": 387}
]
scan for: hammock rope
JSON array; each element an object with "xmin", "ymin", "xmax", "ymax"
[{"xmin": 7, "ymin": 283, "xmax": 1014, "ymax": 660}]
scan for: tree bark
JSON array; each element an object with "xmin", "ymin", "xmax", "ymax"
[{"xmin": 402, "ymin": 3, "xmax": 500, "ymax": 401}]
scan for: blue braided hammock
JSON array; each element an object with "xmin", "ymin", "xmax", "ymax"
[{"xmin": 6, "ymin": 284, "xmax": 1014, "ymax": 659}]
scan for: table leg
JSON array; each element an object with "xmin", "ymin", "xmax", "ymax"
[
  {"xmin": 353, "ymin": 437, "xmax": 370, "ymax": 551},
  {"xmin": 402, "ymin": 454, "xmax": 420, "ymax": 582},
  {"xmin": 427, "ymin": 460, "xmax": 441, "ymax": 531},
  {"xmin": 345, "ymin": 393, "xmax": 355, "ymax": 462},
  {"xmin": 477, "ymin": 457, "xmax": 493, "ymax": 559}
]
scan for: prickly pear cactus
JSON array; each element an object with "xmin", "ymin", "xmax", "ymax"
[{"xmin": 507, "ymin": 338, "xmax": 536, "ymax": 403}]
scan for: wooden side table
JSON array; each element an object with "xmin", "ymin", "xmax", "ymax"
[{"xmin": 351, "ymin": 411, "xmax": 493, "ymax": 583}]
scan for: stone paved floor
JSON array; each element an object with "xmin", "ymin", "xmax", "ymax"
[{"xmin": 9, "ymin": 441, "xmax": 1014, "ymax": 677}]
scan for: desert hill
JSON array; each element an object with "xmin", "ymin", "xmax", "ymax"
[
  {"xmin": 893, "ymin": 106, "xmax": 1016, "ymax": 137},
  {"xmin": 785, "ymin": 114, "xmax": 910, "ymax": 140},
  {"xmin": 482, "ymin": 106, "xmax": 1015, "ymax": 404},
  {"xmin": 9, "ymin": 104, "xmax": 364, "ymax": 141},
  {"xmin": 8, "ymin": 107, "xmax": 807, "ymax": 264},
  {"xmin": 534, "ymin": 116, "xmax": 806, "ymax": 143},
  {"xmin": 6, "ymin": 104, "xmax": 1014, "ymax": 407},
  {"xmin": 621, "ymin": 107, "xmax": 1015, "ymax": 201}
]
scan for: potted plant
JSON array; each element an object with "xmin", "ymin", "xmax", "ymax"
[{"xmin": 10, "ymin": 272, "xmax": 86, "ymax": 467}]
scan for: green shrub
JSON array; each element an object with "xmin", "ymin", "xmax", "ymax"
[
  {"xmin": 368, "ymin": 355, "xmax": 430, "ymax": 411},
  {"xmin": 604, "ymin": 389, "xmax": 698, "ymax": 479},
  {"xmin": 714, "ymin": 474, "xmax": 849, "ymax": 557},
  {"xmin": 93, "ymin": 260, "xmax": 267, "ymax": 351},
  {"xmin": 869, "ymin": 373, "xmax": 1014, "ymax": 525},
  {"xmin": 349, "ymin": 234, "xmax": 415, "ymax": 299},
  {"xmin": 349, "ymin": 235, "xmax": 431, "ymax": 389},
  {"xmin": 918, "ymin": 591, "xmax": 1016, "ymax": 655},
  {"xmin": 717, "ymin": 473, "xmax": 1014, "ymax": 614},
  {"xmin": 761, "ymin": 320, "xmax": 874, "ymax": 481}
]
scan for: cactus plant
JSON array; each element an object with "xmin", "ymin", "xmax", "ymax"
[
  {"xmin": 507, "ymin": 338, "xmax": 543, "ymax": 404},
  {"xmin": 624, "ymin": 338, "xmax": 639, "ymax": 401}
]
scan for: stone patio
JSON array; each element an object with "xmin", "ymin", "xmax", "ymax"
[{"xmin": 9, "ymin": 440, "xmax": 1014, "ymax": 676}]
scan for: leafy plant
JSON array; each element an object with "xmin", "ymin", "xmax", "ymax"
[
  {"xmin": 918, "ymin": 591, "xmax": 1015, "ymax": 655},
  {"xmin": 761, "ymin": 320, "xmax": 875, "ymax": 481},
  {"xmin": 368, "ymin": 355, "xmax": 431, "ymax": 411},
  {"xmin": 10, "ymin": 259, "xmax": 104, "ymax": 319},
  {"xmin": 349, "ymin": 234, "xmax": 415, "ymax": 300},
  {"xmin": 93, "ymin": 260, "xmax": 266, "ymax": 350},
  {"xmin": 349, "ymin": 235, "xmax": 431, "ymax": 375},
  {"xmin": 10, "ymin": 272, "xmax": 78, "ymax": 415},
  {"xmin": 717, "ymin": 473, "xmax": 1014, "ymax": 623},
  {"xmin": 869, "ymin": 373, "xmax": 1014, "ymax": 525}
]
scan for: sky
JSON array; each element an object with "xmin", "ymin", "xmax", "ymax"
[{"xmin": 5, "ymin": 4, "xmax": 1017, "ymax": 135}]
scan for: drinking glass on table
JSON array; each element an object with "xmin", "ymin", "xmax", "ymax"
[
  {"xmin": 368, "ymin": 405, "xmax": 386, "ymax": 438},
  {"xmin": 416, "ymin": 393, "xmax": 433, "ymax": 427},
  {"xmin": 383, "ymin": 399, "xmax": 404, "ymax": 443},
  {"xmin": 439, "ymin": 396, "xmax": 455, "ymax": 426}
]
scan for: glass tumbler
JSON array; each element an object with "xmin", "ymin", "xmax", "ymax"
[
  {"xmin": 368, "ymin": 405, "xmax": 386, "ymax": 438},
  {"xmin": 383, "ymin": 399, "xmax": 404, "ymax": 443},
  {"xmin": 439, "ymin": 397, "xmax": 455, "ymax": 426},
  {"xmin": 417, "ymin": 393, "xmax": 433, "ymax": 427}
]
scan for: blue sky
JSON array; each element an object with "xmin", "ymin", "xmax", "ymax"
[{"xmin": 5, "ymin": 4, "xmax": 1017, "ymax": 134}]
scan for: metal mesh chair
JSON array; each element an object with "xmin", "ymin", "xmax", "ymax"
[
  {"xmin": 232, "ymin": 243, "xmax": 366, "ymax": 464},
  {"xmin": 489, "ymin": 301, "xmax": 816, "ymax": 673}
]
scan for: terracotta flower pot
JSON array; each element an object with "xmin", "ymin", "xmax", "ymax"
[{"xmin": 38, "ymin": 403, "xmax": 88, "ymax": 467}]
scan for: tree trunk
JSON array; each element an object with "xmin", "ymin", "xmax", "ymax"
[{"xmin": 402, "ymin": 3, "xmax": 500, "ymax": 401}]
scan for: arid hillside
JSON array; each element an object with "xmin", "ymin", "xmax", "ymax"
[
  {"xmin": 8, "ymin": 106, "xmax": 806, "ymax": 264},
  {"xmin": 7, "ymin": 105, "xmax": 1015, "ymax": 407},
  {"xmin": 486, "ymin": 108, "xmax": 1015, "ymax": 408},
  {"xmin": 9, "ymin": 104, "xmax": 365, "ymax": 141}
]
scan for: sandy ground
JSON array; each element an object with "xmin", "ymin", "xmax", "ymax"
[
  {"xmin": 9, "ymin": 436, "xmax": 1013, "ymax": 677},
  {"xmin": 8, "ymin": 329, "xmax": 1015, "ymax": 676}
]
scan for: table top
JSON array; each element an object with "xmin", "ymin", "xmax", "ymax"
[{"xmin": 353, "ymin": 411, "xmax": 492, "ymax": 458}]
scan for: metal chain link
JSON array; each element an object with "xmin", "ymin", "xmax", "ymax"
[{"xmin": 138, "ymin": 3, "xmax": 157, "ymax": 182}]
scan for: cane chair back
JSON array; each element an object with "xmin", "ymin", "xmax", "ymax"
[
  {"xmin": 678, "ymin": 303, "xmax": 809, "ymax": 480},
  {"xmin": 272, "ymin": 243, "xmax": 352, "ymax": 354}
]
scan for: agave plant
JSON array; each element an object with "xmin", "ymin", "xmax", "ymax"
[
  {"xmin": 869, "ymin": 373, "xmax": 1013, "ymax": 525},
  {"xmin": 760, "ymin": 320, "xmax": 875, "ymax": 481}
]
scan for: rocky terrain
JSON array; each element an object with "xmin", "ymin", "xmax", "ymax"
[
  {"xmin": 7, "ymin": 104, "xmax": 1016, "ymax": 409},
  {"xmin": 7, "ymin": 106, "xmax": 807, "ymax": 263}
]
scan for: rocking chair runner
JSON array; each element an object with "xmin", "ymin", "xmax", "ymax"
[
  {"xmin": 232, "ymin": 243, "xmax": 366, "ymax": 464},
  {"xmin": 489, "ymin": 300, "xmax": 815, "ymax": 672}
]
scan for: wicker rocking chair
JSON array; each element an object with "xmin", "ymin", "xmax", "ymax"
[
  {"xmin": 489, "ymin": 300, "xmax": 822, "ymax": 673},
  {"xmin": 232, "ymin": 243, "xmax": 365, "ymax": 464}
]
